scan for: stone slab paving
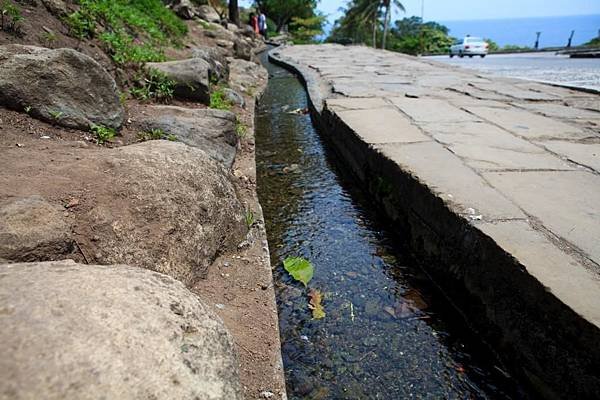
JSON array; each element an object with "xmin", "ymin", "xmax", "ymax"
[{"xmin": 271, "ymin": 44, "xmax": 600, "ymax": 398}]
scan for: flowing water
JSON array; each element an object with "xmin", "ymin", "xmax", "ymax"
[{"xmin": 256, "ymin": 55, "xmax": 530, "ymax": 400}]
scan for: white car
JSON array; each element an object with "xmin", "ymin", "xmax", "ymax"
[{"xmin": 450, "ymin": 36, "xmax": 489, "ymax": 58}]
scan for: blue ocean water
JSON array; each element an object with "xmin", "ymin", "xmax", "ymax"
[{"xmin": 441, "ymin": 14, "xmax": 600, "ymax": 48}]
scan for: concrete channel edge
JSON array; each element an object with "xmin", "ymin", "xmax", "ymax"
[{"xmin": 268, "ymin": 47, "xmax": 600, "ymax": 400}]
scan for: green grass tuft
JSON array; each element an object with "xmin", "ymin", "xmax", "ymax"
[
  {"xmin": 209, "ymin": 86, "xmax": 233, "ymax": 111},
  {"xmin": 0, "ymin": 1, "xmax": 24, "ymax": 35},
  {"xmin": 90, "ymin": 124, "xmax": 116, "ymax": 144},
  {"xmin": 130, "ymin": 68, "xmax": 175, "ymax": 103},
  {"xmin": 65, "ymin": 0, "xmax": 187, "ymax": 65}
]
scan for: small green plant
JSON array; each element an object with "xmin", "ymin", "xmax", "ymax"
[
  {"xmin": 1, "ymin": 1, "xmax": 24, "ymax": 35},
  {"xmin": 40, "ymin": 31, "xmax": 58, "ymax": 47},
  {"xmin": 166, "ymin": 133, "xmax": 177, "ymax": 141},
  {"xmin": 209, "ymin": 87, "xmax": 233, "ymax": 111},
  {"xmin": 90, "ymin": 124, "xmax": 116, "ymax": 144},
  {"xmin": 118, "ymin": 92, "xmax": 128, "ymax": 105},
  {"xmin": 244, "ymin": 208, "xmax": 255, "ymax": 229},
  {"xmin": 137, "ymin": 128, "xmax": 171, "ymax": 141},
  {"xmin": 130, "ymin": 68, "xmax": 175, "ymax": 103},
  {"xmin": 235, "ymin": 118, "xmax": 248, "ymax": 139},
  {"xmin": 48, "ymin": 110, "xmax": 64, "ymax": 121},
  {"xmin": 65, "ymin": 9, "xmax": 96, "ymax": 40},
  {"xmin": 24, "ymin": 105, "xmax": 32, "ymax": 114}
]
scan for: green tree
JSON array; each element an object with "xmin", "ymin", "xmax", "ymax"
[
  {"xmin": 484, "ymin": 38, "xmax": 499, "ymax": 52},
  {"xmin": 289, "ymin": 14, "xmax": 326, "ymax": 44},
  {"xmin": 253, "ymin": 0, "xmax": 319, "ymax": 32},
  {"xmin": 327, "ymin": 0, "xmax": 404, "ymax": 49},
  {"xmin": 381, "ymin": 0, "xmax": 404, "ymax": 49},
  {"xmin": 389, "ymin": 17, "xmax": 453, "ymax": 55}
]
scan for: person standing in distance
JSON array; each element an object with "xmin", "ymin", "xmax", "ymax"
[{"xmin": 258, "ymin": 10, "xmax": 268, "ymax": 39}]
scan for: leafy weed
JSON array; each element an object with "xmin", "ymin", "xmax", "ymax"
[
  {"xmin": 0, "ymin": 1, "xmax": 24, "ymax": 35},
  {"xmin": 130, "ymin": 68, "xmax": 175, "ymax": 103},
  {"xmin": 90, "ymin": 124, "xmax": 116, "ymax": 144},
  {"xmin": 209, "ymin": 86, "xmax": 233, "ymax": 111}
]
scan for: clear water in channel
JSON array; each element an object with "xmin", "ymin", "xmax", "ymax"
[{"xmin": 255, "ymin": 55, "xmax": 531, "ymax": 400}]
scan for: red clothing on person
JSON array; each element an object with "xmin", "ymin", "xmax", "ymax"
[{"xmin": 251, "ymin": 16, "xmax": 259, "ymax": 34}]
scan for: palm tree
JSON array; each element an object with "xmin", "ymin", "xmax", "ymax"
[
  {"xmin": 381, "ymin": 0, "xmax": 405, "ymax": 49},
  {"xmin": 336, "ymin": 0, "xmax": 380, "ymax": 48},
  {"xmin": 341, "ymin": 0, "xmax": 404, "ymax": 49}
]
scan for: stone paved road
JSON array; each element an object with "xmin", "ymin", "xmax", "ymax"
[
  {"xmin": 270, "ymin": 44, "xmax": 600, "ymax": 399},
  {"xmin": 429, "ymin": 52, "xmax": 600, "ymax": 91}
]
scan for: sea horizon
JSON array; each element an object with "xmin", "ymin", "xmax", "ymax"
[
  {"xmin": 440, "ymin": 14, "xmax": 600, "ymax": 48},
  {"xmin": 323, "ymin": 14, "xmax": 600, "ymax": 48}
]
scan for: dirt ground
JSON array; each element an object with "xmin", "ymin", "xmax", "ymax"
[
  {"xmin": 0, "ymin": 2, "xmax": 285, "ymax": 398},
  {"xmin": 193, "ymin": 79, "xmax": 287, "ymax": 399}
]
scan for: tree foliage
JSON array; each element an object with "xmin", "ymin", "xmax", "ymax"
[
  {"xmin": 289, "ymin": 14, "xmax": 327, "ymax": 44},
  {"xmin": 327, "ymin": 0, "xmax": 404, "ymax": 49},
  {"xmin": 253, "ymin": 0, "xmax": 319, "ymax": 32},
  {"xmin": 388, "ymin": 17, "xmax": 453, "ymax": 55}
]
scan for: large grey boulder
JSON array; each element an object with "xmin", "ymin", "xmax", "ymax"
[
  {"xmin": 0, "ymin": 196, "xmax": 73, "ymax": 262},
  {"xmin": 0, "ymin": 45, "xmax": 123, "ymax": 130},
  {"xmin": 147, "ymin": 58, "xmax": 212, "ymax": 103},
  {"xmin": 0, "ymin": 260, "xmax": 243, "ymax": 400},
  {"xmin": 80, "ymin": 141, "xmax": 246, "ymax": 284},
  {"xmin": 204, "ymin": 22, "xmax": 237, "ymax": 42},
  {"xmin": 197, "ymin": 5, "xmax": 220, "ymax": 23},
  {"xmin": 192, "ymin": 45, "xmax": 229, "ymax": 82},
  {"xmin": 234, "ymin": 38, "xmax": 253, "ymax": 61},
  {"xmin": 138, "ymin": 106, "xmax": 238, "ymax": 168},
  {"xmin": 169, "ymin": 0, "xmax": 197, "ymax": 19},
  {"xmin": 0, "ymin": 141, "xmax": 247, "ymax": 285}
]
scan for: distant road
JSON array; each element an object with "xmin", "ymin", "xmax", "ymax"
[{"xmin": 428, "ymin": 52, "xmax": 600, "ymax": 91}]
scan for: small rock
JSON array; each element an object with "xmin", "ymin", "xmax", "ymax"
[
  {"xmin": 282, "ymin": 164, "xmax": 300, "ymax": 174},
  {"xmin": 197, "ymin": 5, "xmax": 220, "ymax": 23},
  {"xmin": 216, "ymin": 40, "xmax": 234, "ymax": 49},
  {"xmin": 259, "ymin": 391, "xmax": 274, "ymax": 399},
  {"xmin": 364, "ymin": 299, "xmax": 380, "ymax": 317},
  {"xmin": 64, "ymin": 198, "xmax": 79, "ymax": 209},
  {"xmin": 233, "ymin": 38, "xmax": 253, "ymax": 61},
  {"xmin": 215, "ymin": 303, "xmax": 225, "ymax": 309},
  {"xmin": 223, "ymin": 88, "xmax": 245, "ymax": 108}
]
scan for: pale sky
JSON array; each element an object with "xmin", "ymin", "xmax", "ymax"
[{"xmin": 240, "ymin": 0, "xmax": 600, "ymax": 23}]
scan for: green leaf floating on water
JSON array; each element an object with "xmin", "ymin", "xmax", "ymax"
[{"xmin": 283, "ymin": 257, "xmax": 314, "ymax": 287}]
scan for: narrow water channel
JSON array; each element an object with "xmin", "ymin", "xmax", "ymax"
[{"xmin": 256, "ymin": 54, "xmax": 529, "ymax": 400}]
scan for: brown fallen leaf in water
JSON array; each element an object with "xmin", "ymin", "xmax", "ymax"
[
  {"xmin": 308, "ymin": 289, "xmax": 326, "ymax": 320},
  {"xmin": 395, "ymin": 301, "xmax": 413, "ymax": 318},
  {"xmin": 404, "ymin": 288, "xmax": 428, "ymax": 310},
  {"xmin": 383, "ymin": 306, "xmax": 396, "ymax": 318}
]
